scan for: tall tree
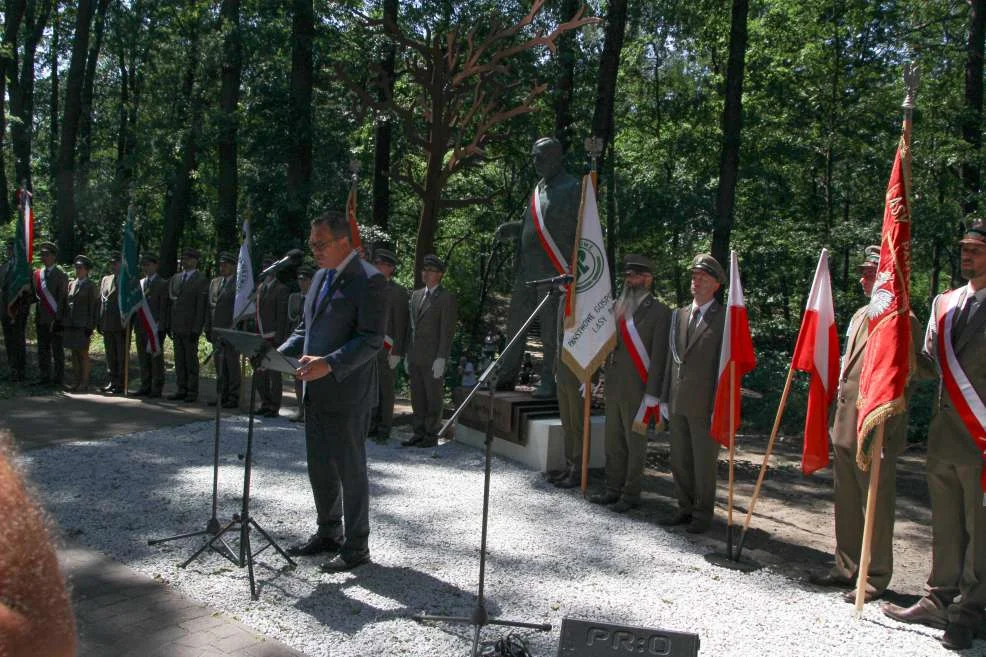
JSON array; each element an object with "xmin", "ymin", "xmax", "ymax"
[
  {"xmin": 371, "ymin": 0, "xmax": 398, "ymax": 231},
  {"xmin": 55, "ymin": 0, "xmax": 95, "ymax": 259},
  {"xmin": 962, "ymin": 0, "xmax": 986, "ymax": 215},
  {"xmin": 8, "ymin": 0, "xmax": 51, "ymax": 195},
  {"xmin": 285, "ymin": 0, "xmax": 313, "ymax": 236},
  {"xmin": 552, "ymin": 0, "xmax": 582, "ymax": 152},
  {"xmin": 216, "ymin": 0, "xmax": 242, "ymax": 254},
  {"xmin": 710, "ymin": 0, "xmax": 749, "ymax": 267},
  {"xmin": 48, "ymin": 1, "xmax": 59, "ymax": 207},
  {"xmin": 591, "ymin": 0, "xmax": 628, "ymax": 275},
  {"xmin": 1, "ymin": 0, "xmax": 28, "ymax": 222},
  {"xmin": 76, "ymin": 0, "xmax": 111, "ymax": 206}
]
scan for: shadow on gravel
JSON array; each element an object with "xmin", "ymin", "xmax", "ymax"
[{"xmin": 295, "ymin": 564, "xmax": 480, "ymax": 631}]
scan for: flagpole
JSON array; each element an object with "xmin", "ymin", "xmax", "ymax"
[
  {"xmin": 578, "ymin": 136, "xmax": 605, "ymax": 496},
  {"xmin": 122, "ymin": 203, "xmax": 135, "ymax": 397},
  {"xmin": 851, "ymin": 422, "xmax": 885, "ymax": 613},
  {"xmin": 727, "ymin": 361, "xmax": 737, "ymax": 557},
  {"xmin": 734, "ymin": 362, "xmax": 796, "ymax": 561}
]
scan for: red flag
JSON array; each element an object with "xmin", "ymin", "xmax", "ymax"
[
  {"xmin": 346, "ymin": 182, "xmax": 362, "ymax": 250},
  {"xmin": 856, "ymin": 130, "xmax": 912, "ymax": 468},
  {"xmin": 791, "ymin": 249, "xmax": 839, "ymax": 475},
  {"xmin": 711, "ymin": 252, "xmax": 757, "ymax": 447}
]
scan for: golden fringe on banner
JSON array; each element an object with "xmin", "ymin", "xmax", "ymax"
[
  {"xmin": 561, "ymin": 333, "xmax": 616, "ymax": 385},
  {"xmin": 855, "ymin": 396, "xmax": 907, "ymax": 471}
]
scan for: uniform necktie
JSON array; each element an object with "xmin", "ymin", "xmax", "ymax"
[
  {"xmin": 953, "ymin": 292, "xmax": 978, "ymax": 343},
  {"xmin": 316, "ymin": 270, "xmax": 335, "ymax": 309},
  {"xmin": 686, "ymin": 306, "xmax": 701, "ymax": 341}
]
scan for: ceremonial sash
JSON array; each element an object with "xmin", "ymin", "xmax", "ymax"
[
  {"xmin": 137, "ymin": 302, "xmax": 161, "ymax": 354},
  {"xmin": 383, "ymin": 334, "xmax": 394, "ymax": 353},
  {"xmin": 34, "ymin": 269, "xmax": 58, "ymax": 317},
  {"xmin": 936, "ymin": 289, "xmax": 986, "ymax": 492},
  {"xmin": 530, "ymin": 187, "xmax": 568, "ymax": 276},
  {"xmin": 619, "ymin": 313, "xmax": 660, "ymax": 432}
]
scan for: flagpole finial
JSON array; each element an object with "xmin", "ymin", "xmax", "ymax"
[
  {"xmin": 584, "ymin": 136, "xmax": 604, "ymax": 172},
  {"xmin": 902, "ymin": 62, "xmax": 920, "ymax": 110}
]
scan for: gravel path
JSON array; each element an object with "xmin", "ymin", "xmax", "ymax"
[{"xmin": 19, "ymin": 417, "xmax": 977, "ymax": 657}]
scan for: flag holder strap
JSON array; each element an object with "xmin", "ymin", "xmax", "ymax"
[
  {"xmin": 411, "ymin": 285, "xmax": 562, "ymax": 656},
  {"xmin": 148, "ymin": 339, "xmax": 232, "ymax": 556}
]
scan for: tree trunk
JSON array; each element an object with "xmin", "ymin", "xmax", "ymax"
[
  {"xmin": 710, "ymin": 0, "xmax": 749, "ymax": 268},
  {"xmin": 0, "ymin": 0, "xmax": 27, "ymax": 223},
  {"xmin": 55, "ymin": 0, "xmax": 95, "ymax": 261},
  {"xmin": 49, "ymin": 1, "xmax": 59, "ymax": 218},
  {"xmin": 76, "ymin": 0, "xmax": 110, "ymax": 207},
  {"xmin": 962, "ymin": 0, "xmax": 986, "ymax": 215},
  {"xmin": 216, "ymin": 0, "xmax": 242, "ymax": 255},
  {"xmin": 10, "ymin": 0, "xmax": 49, "ymax": 194},
  {"xmin": 591, "ymin": 0, "xmax": 628, "ymax": 280},
  {"xmin": 371, "ymin": 0, "xmax": 398, "ymax": 232},
  {"xmin": 159, "ymin": 22, "xmax": 204, "ymax": 278},
  {"xmin": 552, "ymin": 0, "xmax": 581, "ymax": 152},
  {"xmin": 285, "ymin": 0, "xmax": 314, "ymax": 238},
  {"xmin": 414, "ymin": 144, "xmax": 446, "ymax": 287}
]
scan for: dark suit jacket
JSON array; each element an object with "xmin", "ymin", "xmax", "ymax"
[
  {"xmin": 168, "ymin": 270, "xmax": 208, "ymax": 335},
  {"xmin": 256, "ymin": 276, "xmax": 291, "ymax": 344},
  {"xmin": 278, "ymin": 253, "xmax": 386, "ymax": 412},
  {"xmin": 663, "ymin": 300, "xmax": 725, "ymax": 418},
  {"xmin": 608, "ymin": 294, "xmax": 672, "ymax": 402},
  {"xmin": 66, "ymin": 278, "xmax": 99, "ymax": 331},
  {"xmin": 382, "ymin": 280, "xmax": 410, "ymax": 357},
  {"xmin": 98, "ymin": 274, "xmax": 124, "ymax": 332},
  {"xmin": 408, "ymin": 285, "xmax": 457, "ymax": 366},
  {"xmin": 140, "ymin": 274, "xmax": 170, "ymax": 336}
]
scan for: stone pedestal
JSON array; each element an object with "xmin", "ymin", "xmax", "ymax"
[{"xmin": 453, "ymin": 415, "xmax": 606, "ymax": 473}]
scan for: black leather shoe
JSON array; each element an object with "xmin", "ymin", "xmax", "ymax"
[
  {"xmin": 882, "ymin": 598, "xmax": 948, "ymax": 629},
  {"xmin": 686, "ymin": 518, "xmax": 711, "ymax": 534},
  {"xmin": 941, "ymin": 623, "xmax": 974, "ymax": 651},
  {"xmin": 401, "ymin": 435, "xmax": 424, "ymax": 447},
  {"xmin": 222, "ymin": 400, "xmax": 239, "ymax": 409},
  {"xmin": 589, "ymin": 491, "xmax": 620, "ymax": 505},
  {"xmin": 553, "ymin": 472, "xmax": 580, "ymax": 489},
  {"xmin": 841, "ymin": 588, "xmax": 884, "ymax": 604},
  {"xmin": 320, "ymin": 552, "xmax": 370, "ymax": 572},
  {"xmin": 133, "ymin": 389, "xmax": 151, "ymax": 397},
  {"xmin": 286, "ymin": 535, "xmax": 342, "ymax": 557},
  {"xmin": 416, "ymin": 436, "xmax": 438, "ymax": 447},
  {"xmin": 263, "ymin": 408, "xmax": 280, "ymax": 418},
  {"xmin": 809, "ymin": 571, "xmax": 854, "ymax": 589},
  {"xmin": 659, "ymin": 511, "xmax": 692, "ymax": 527}
]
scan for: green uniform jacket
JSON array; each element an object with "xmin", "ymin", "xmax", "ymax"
[
  {"xmin": 168, "ymin": 270, "xmax": 208, "ymax": 335},
  {"xmin": 408, "ymin": 285, "xmax": 457, "ymax": 366},
  {"xmin": 662, "ymin": 300, "xmax": 725, "ymax": 419}
]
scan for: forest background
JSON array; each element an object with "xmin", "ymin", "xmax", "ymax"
[{"xmin": 0, "ymin": 0, "xmax": 982, "ymax": 436}]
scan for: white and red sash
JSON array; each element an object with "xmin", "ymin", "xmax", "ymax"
[
  {"xmin": 383, "ymin": 334, "xmax": 394, "ymax": 353},
  {"xmin": 530, "ymin": 186, "xmax": 568, "ymax": 276},
  {"xmin": 137, "ymin": 301, "xmax": 161, "ymax": 354},
  {"xmin": 34, "ymin": 269, "xmax": 58, "ymax": 317},
  {"xmin": 619, "ymin": 313, "xmax": 660, "ymax": 432},
  {"xmin": 935, "ymin": 288, "xmax": 986, "ymax": 492}
]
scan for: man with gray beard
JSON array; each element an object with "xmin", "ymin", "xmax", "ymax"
[{"xmin": 589, "ymin": 255, "xmax": 671, "ymax": 511}]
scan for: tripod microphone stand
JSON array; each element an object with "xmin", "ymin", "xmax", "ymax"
[
  {"xmin": 148, "ymin": 338, "xmax": 235, "ymax": 564},
  {"xmin": 181, "ymin": 331, "xmax": 296, "ymax": 599},
  {"xmin": 414, "ymin": 285, "xmax": 563, "ymax": 656}
]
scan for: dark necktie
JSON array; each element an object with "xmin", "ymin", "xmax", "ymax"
[
  {"xmin": 686, "ymin": 307, "xmax": 701, "ymax": 341},
  {"xmin": 316, "ymin": 270, "xmax": 335, "ymax": 309},
  {"xmin": 953, "ymin": 293, "xmax": 976, "ymax": 343}
]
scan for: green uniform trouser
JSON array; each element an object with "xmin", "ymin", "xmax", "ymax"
[
  {"xmin": 604, "ymin": 392, "xmax": 647, "ymax": 502},
  {"xmin": 556, "ymin": 360, "xmax": 584, "ymax": 469},
  {"xmin": 926, "ymin": 459, "xmax": 986, "ymax": 630},
  {"xmin": 668, "ymin": 413, "xmax": 719, "ymax": 524}
]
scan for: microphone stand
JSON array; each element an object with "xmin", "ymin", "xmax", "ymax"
[
  {"xmin": 148, "ymin": 337, "xmax": 235, "ymax": 563},
  {"xmin": 413, "ymin": 283, "xmax": 562, "ymax": 656}
]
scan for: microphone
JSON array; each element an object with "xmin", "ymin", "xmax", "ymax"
[
  {"xmin": 258, "ymin": 249, "xmax": 304, "ymax": 278},
  {"xmin": 525, "ymin": 273, "xmax": 574, "ymax": 287}
]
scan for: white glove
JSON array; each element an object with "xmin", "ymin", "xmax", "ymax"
[
  {"xmin": 644, "ymin": 394, "xmax": 660, "ymax": 407},
  {"xmin": 388, "ymin": 354, "xmax": 401, "ymax": 370},
  {"xmin": 432, "ymin": 357, "xmax": 446, "ymax": 379}
]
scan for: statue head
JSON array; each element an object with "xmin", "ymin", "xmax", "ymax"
[{"xmin": 532, "ymin": 137, "xmax": 564, "ymax": 181}]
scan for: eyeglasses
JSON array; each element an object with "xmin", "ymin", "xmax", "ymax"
[{"xmin": 308, "ymin": 238, "xmax": 339, "ymax": 251}]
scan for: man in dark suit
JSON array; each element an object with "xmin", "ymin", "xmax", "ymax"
[
  {"xmin": 254, "ymin": 256, "xmax": 291, "ymax": 417},
  {"xmin": 278, "ymin": 210, "xmax": 385, "ymax": 571},
  {"xmin": 402, "ymin": 254, "xmax": 458, "ymax": 447},
  {"xmin": 661, "ymin": 254, "xmax": 726, "ymax": 534},
  {"xmin": 369, "ymin": 248, "xmax": 410, "ymax": 442},
  {"xmin": 98, "ymin": 253, "xmax": 126, "ymax": 394},
  {"xmin": 34, "ymin": 242, "xmax": 68, "ymax": 386},
  {"xmin": 134, "ymin": 254, "xmax": 169, "ymax": 397},
  {"xmin": 589, "ymin": 254, "xmax": 671, "ymax": 511},
  {"xmin": 883, "ymin": 220, "xmax": 986, "ymax": 650},
  {"xmin": 205, "ymin": 252, "xmax": 240, "ymax": 409},
  {"xmin": 167, "ymin": 247, "xmax": 208, "ymax": 403},
  {"xmin": 1, "ymin": 239, "xmax": 29, "ymax": 382}
]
